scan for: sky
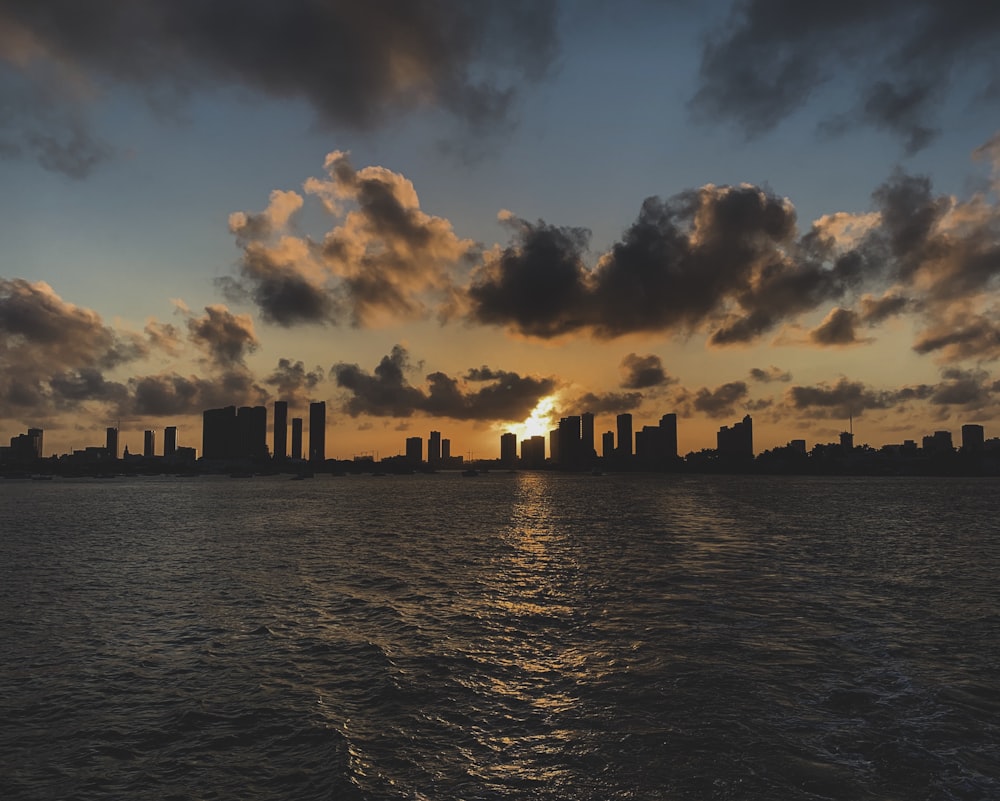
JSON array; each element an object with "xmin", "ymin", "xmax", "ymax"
[{"xmin": 3, "ymin": 0, "xmax": 1000, "ymax": 460}]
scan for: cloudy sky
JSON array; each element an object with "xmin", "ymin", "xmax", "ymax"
[{"xmin": 3, "ymin": 0, "xmax": 1000, "ymax": 459}]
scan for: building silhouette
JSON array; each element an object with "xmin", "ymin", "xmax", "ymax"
[
  {"xmin": 717, "ymin": 414, "xmax": 753, "ymax": 460},
  {"xmin": 143, "ymin": 429, "xmax": 155, "ymax": 457},
  {"xmin": 616, "ymin": 413, "xmax": 633, "ymax": 457},
  {"xmin": 428, "ymin": 430, "xmax": 441, "ymax": 467},
  {"xmin": 581, "ymin": 412, "xmax": 595, "ymax": 461},
  {"xmin": 557, "ymin": 415, "xmax": 584, "ymax": 468},
  {"xmin": 291, "ymin": 418, "xmax": 303, "ymax": 460},
  {"xmin": 273, "ymin": 401, "xmax": 288, "ymax": 460},
  {"xmin": 922, "ymin": 430, "xmax": 953, "ymax": 454},
  {"xmin": 203, "ymin": 406, "xmax": 238, "ymax": 460},
  {"xmin": 237, "ymin": 406, "xmax": 268, "ymax": 460},
  {"xmin": 5, "ymin": 428, "xmax": 43, "ymax": 461},
  {"xmin": 521, "ymin": 435, "xmax": 545, "ymax": 468},
  {"xmin": 602, "ymin": 430, "xmax": 615, "ymax": 458},
  {"xmin": 405, "ymin": 436, "xmax": 422, "ymax": 463},
  {"xmin": 500, "ymin": 432, "xmax": 517, "ymax": 467},
  {"xmin": 309, "ymin": 401, "xmax": 326, "ymax": 463},
  {"xmin": 106, "ymin": 426, "xmax": 118, "ymax": 459},
  {"xmin": 962, "ymin": 424, "xmax": 985, "ymax": 453},
  {"xmin": 163, "ymin": 426, "xmax": 177, "ymax": 457},
  {"xmin": 442, "ymin": 438, "xmax": 451, "ymax": 460}
]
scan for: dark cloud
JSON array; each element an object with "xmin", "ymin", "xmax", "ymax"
[
  {"xmin": 673, "ymin": 380, "xmax": 751, "ymax": 419},
  {"xmin": 264, "ymin": 358, "xmax": 324, "ymax": 405},
  {"xmin": 468, "ymin": 215, "xmax": 592, "ymax": 338},
  {"xmin": 787, "ymin": 377, "xmax": 934, "ymax": 419},
  {"xmin": 186, "ymin": 304, "xmax": 259, "ymax": 366},
  {"xmin": 808, "ymin": 307, "xmax": 869, "ymax": 347},
  {"xmin": 469, "ymin": 186, "xmax": 865, "ymax": 344},
  {"xmin": 227, "ymin": 152, "xmax": 473, "ymax": 327},
  {"xmin": 0, "ymin": 0, "xmax": 559, "ymax": 175},
  {"xmin": 619, "ymin": 353, "xmax": 672, "ymax": 389},
  {"xmin": 571, "ymin": 391, "xmax": 644, "ymax": 415},
  {"xmin": 859, "ymin": 292, "xmax": 910, "ymax": 324},
  {"xmin": 749, "ymin": 365, "xmax": 791, "ymax": 383},
  {"xmin": 930, "ymin": 368, "xmax": 995, "ymax": 409},
  {"xmin": 913, "ymin": 311, "xmax": 1000, "ymax": 363},
  {"xmin": 0, "ymin": 278, "xmax": 148, "ymax": 415},
  {"xmin": 129, "ymin": 370, "xmax": 266, "ymax": 417},
  {"xmin": 691, "ymin": 381, "xmax": 749, "ymax": 418},
  {"xmin": 331, "ymin": 344, "xmax": 555, "ymax": 421},
  {"xmin": 690, "ymin": 0, "xmax": 1000, "ymax": 152},
  {"xmin": 48, "ymin": 368, "xmax": 129, "ymax": 407}
]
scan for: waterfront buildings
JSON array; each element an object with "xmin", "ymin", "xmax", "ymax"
[
  {"xmin": 273, "ymin": 401, "xmax": 288, "ymax": 461},
  {"xmin": 309, "ymin": 401, "xmax": 326, "ymax": 463},
  {"xmin": 717, "ymin": 414, "xmax": 754, "ymax": 460},
  {"xmin": 616, "ymin": 413, "xmax": 633, "ymax": 457},
  {"xmin": 164, "ymin": 426, "xmax": 177, "ymax": 457},
  {"xmin": 291, "ymin": 418, "xmax": 303, "ymax": 460}
]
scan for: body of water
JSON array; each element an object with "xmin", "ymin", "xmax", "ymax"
[{"xmin": 1, "ymin": 472, "xmax": 997, "ymax": 800}]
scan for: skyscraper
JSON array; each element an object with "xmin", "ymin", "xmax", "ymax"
[
  {"xmin": 163, "ymin": 426, "xmax": 177, "ymax": 457},
  {"xmin": 557, "ymin": 415, "xmax": 582, "ymax": 467},
  {"xmin": 500, "ymin": 432, "xmax": 517, "ymax": 467},
  {"xmin": 203, "ymin": 406, "xmax": 238, "ymax": 460},
  {"xmin": 309, "ymin": 401, "xmax": 326, "ymax": 463},
  {"xmin": 962, "ymin": 424, "xmax": 985, "ymax": 453},
  {"xmin": 237, "ymin": 406, "xmax": 268, "ymax": 460},
  {"xmin": 717, "ymin": 414, "xmax": 753, "ymax": 459},
  {"xmin": 273, "ymin": 401, "xmax": 288, "ymax": 461},
  {"xmin": 143, "ymin": 429, "xmax": 155, "ymax": 458},
  {"xmin": 405, "ymin": 436, "xmax": 422, "ymax": 463},
  {"xmin": 106, "ymin": 426, "xmax": 118, "ymax": 459},
  {"xmin": 581, "ymin": 412, "xmax": 595, "ymax": 460},
  {"xmin": 428, "ymin": 430, "xmax": 441, "ymax": 466},
  {"xmin": 659, "ymin": 413, "xmax": 678, "ymax": 460},
  {"xmin": 616, "ymin": 413, "xmax": 633, "ymax": 457},
  {"xmin": 291, "ymin": 418, "xmax": 303, "ymax": 460}
]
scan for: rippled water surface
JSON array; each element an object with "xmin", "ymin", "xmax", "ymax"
[{"xmin": 2, "ymin": 472, "xmax": 998, "ymax": 800}]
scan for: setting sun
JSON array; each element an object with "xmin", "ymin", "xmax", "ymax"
[{"xmin": 503, "ymin": 394, "xmax": 560, "ymax": 442}]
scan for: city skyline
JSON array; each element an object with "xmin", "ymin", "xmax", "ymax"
[
  {"xmin": 4, "ymin": 402, "xmax": 995, "ymax": 470},
  {"xmin": 3, "ymin": 3, "xmax": 1000, "ymax": 459}
]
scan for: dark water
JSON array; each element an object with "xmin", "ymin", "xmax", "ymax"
[{"xmin": 1, "ymin": 472, "xmax": 998, "ymax": 800}]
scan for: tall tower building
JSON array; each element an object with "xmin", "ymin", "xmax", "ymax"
[
  {"xmin": 428, "ymin": 430, "xmax": 441, "ymax": 466},
  {"xmin": 659, "ymin": 413, "xmax": 678, "ymax": 460},
  {"xmin": 203, "ymin": 406, "xmax": 238, "ymax": 460},
  {"xmin": 163, "ymin": 426, "xmax": 177, "ymax": 457},
  {"xmin": 143, "ymin": 429, "xmax": 155, "ymax": 458},
  {"xmin": 581, "ymin": 412, "xmax": 595, "ymax": 460},
  {"xmin": 557, "ymin": 416, "xmax": 582, "ymax": 467},
  {"xmin": 602, "ymin": 431, "xmax": 615, "ymax": 458},
  {"xmin": 237, "ymin": 406, "xmax": 268, "ymax": 460},
  {"xmin": 616, "ymin": 413, "xmax": 633, "ymax": 457},
  {"xmin": 405, "ymin": 436, "xmax": 422, "ymax": 463},
  {"xmin": 106, "ymin": 426, "xmax": 118, "ymax": 459},
  {"xmin": 273, "ymin": 401, "xmax": 288, "ymax": 461},
  {"xmin": 717, "ymin": 414, "xmax": 753, "ymax": 459},
  {"xmin": 962, "ymin": 424, "xmax": 985, "ymax": 453},
  {"xmin": 309, "ymin": 401, "xmax": 326, "ymax": 463},
  {"xmin": 500, "ymin": 432, "xmax": 517, "ymax": 467},
  {"xmin": 291, "ymin": 418, "xmax": 303, "ymax": 460}
]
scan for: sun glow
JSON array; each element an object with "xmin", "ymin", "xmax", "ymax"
[{"xmin": 504, "ymin": 394, "xmax": 560, "ymax": 442}]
